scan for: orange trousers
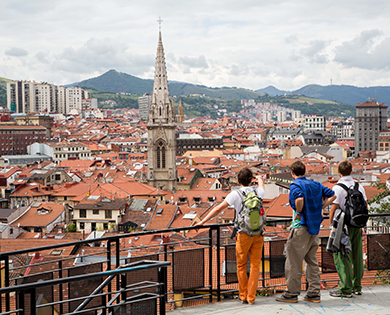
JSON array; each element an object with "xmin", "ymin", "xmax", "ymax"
[{"xmin": 236, "ymin": 232, "xmax": 264, "ymax": 303}]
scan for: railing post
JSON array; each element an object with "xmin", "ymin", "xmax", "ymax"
[
  {"xmin": 216, "ymin": 226, "xmax": 221, "ymax": 302},
  {"xmin": 18, "ymin": 290, "xmax": 25, "ymax": 315},
  {"xmin": 5, "ymin": 256, "xmax": 10, "ymax": 312},
  {"xmin": 116, "ymin": 238, "xmax": 120, "ymax": 305},
  {"xmin": 262, "ymin": 243, "xmax": 265, "ymax": 288},
  {"xmin": 107, "ymin": 241, "xmax": 112, "ymax": 303},
  {"xmin": 209, "ymin": 227, "xmax": 213, "ymax": 304},
  {"xmin": 30, "ymin": 288, "xmax": 36, "ymax": 315},
  {"xmin": 59, "ymin": 260, "xmax": 63, "ymax": 314},
  {"xmin": 158, "ymin": 266, "xmax": 167, "ymax": 315}
]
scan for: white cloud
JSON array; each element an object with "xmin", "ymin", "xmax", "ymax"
[
  {"xmin": 5, "ymin": 47, "xmax": 28, "ymax": 57},
  {"xmin": 1, "ymin": 0, "xmax": 390, "ymax": 90},
  {"xmin": 334, "ymin": 30, "xmax": 390, "ymax": 70}
]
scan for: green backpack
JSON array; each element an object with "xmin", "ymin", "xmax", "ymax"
[{"xmin": 234, "ymin": 189, "xmax": 266, "ymax": 236}]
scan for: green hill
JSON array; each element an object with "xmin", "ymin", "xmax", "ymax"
[{"xmin": 75, "ymin": 69, "xmax": 264, "ymax": 100}]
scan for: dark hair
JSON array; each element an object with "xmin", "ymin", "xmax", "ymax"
[
  {"xmin": 289, "ymin": 160, "xmax": 306, "ymax": 176},
  {"xmin": 338, "ymin": 160, "xmax": 352, "ymax": 176},
  {"xmin": 237, "ymin": 167, "xmax": 253, "ymax": 186}
]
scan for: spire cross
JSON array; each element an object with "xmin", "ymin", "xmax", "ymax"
[{"xmin": 157, "ymin": 16, "xmax": 163, "ymax": 31}]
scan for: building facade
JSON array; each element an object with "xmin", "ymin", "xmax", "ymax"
[
  {"xmin": 7, "ymin": 81, "xmax": 35, "ymax": 113},
  {"xmin": 7, "ymin": 81, "xmax": 91, "ymax": 115},
  {"xmin": 304, "ymin": 114, "xmax": 326, "ymax": 131},
  {"xmin": 146, "ymin": 29, "xmax": 177, "ymax": 191},
  {"xmin": 0, "ymin": 125, "xmax": 46, "ymax": 155},
  {"xmin": 355, "ymin": 100, "xmax": 388, "ymax": 154},
  {"xmin": 139, "ymin": 93, "xmax": 152, "ymax": 121}
]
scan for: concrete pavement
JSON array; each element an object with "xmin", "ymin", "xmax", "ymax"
[{"xmin": 168, "ymin": 286, "xmax": 390, "ymax": 315}]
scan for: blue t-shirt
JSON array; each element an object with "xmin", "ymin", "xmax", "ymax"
[{"xmin": 289, "ymin": 177, "xmax": 334, "ymax": 235}]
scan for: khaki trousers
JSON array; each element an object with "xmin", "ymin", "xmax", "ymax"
[
  {"xmin": 284, "ymin": 227, "xmax": 321, "ymax": 298},
  {"xmin": 236, "ymin": 232, "xmax": 264, "ymax": 303}
]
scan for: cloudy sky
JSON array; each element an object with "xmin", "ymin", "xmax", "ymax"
[{"xmin": 1, "ymin": 0, "xmax": 390, "ymax": 91}]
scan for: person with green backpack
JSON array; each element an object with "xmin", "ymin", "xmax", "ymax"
[{"xmin": 195, "ymin": 167, "xmax": 266, "ymax": 305}]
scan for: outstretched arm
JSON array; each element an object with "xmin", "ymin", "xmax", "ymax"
[{"xmin": 194, "ymin": 200, "xmax": 229, "ymax": 226}]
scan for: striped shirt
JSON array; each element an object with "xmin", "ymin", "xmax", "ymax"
[{"xmin": 289, "ymin": 176, "xmax": 335, "ymax": 235}]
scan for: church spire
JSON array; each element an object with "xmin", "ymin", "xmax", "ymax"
[
  {"xmin": 149, "ymin": 18, "xmax": 174, "ymax": 124},
  {"xmin": 146, "ymin": 19, "xmax": 177, "ymax": 192}
]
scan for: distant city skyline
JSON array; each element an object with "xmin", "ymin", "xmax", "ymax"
[{"xmin": 1, "ymin": 1, "xmax": 390, "ymax": 91}]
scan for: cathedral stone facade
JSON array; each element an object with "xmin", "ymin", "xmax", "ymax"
[{"xmin": 147, "ymin": 29, "xmax": 177, "ymax": 191}]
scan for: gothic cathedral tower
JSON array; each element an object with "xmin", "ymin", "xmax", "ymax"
[{"xmin": 147, "ymin": 22, "xmax": 177, "ymax": 191}]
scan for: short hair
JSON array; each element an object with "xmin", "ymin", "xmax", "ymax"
[
  {"xmin": 338, "ymin": 160, "xmax": 352, "ymax": 176},
  {"xmin": 237, "ymin": 167, "xmax": 253, "ymax": 186},
  {"xmin": 289, "ymin": 160, "xmax": 306, "ymax": 176}
]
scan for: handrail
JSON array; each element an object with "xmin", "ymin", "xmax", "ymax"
[
  {"xmin": 0, "ymin": 260, "xmax": 170, "ymax": 295},
  {"xmin": 1, "ymin": 214, "xmax": 385, "ymax": 257}
]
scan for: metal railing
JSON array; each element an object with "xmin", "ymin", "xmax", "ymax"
[{"xmin": 0, "ymin": 214, "xmax": 389, "ymax": 314}]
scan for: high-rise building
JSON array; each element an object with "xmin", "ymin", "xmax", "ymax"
[
  {"xmin": 355, "ymin": 100, "xmax": 388, "ymax": 154},
  {"xmin": 147, "ymin": 26, "xmax": 177, "ymax": 191},
  {"xmin": 139, "ymin": 93, "xmax": 152, "ymax": 121},
  {"xmin": 292, "ymin": 110, "xmax": 301, "ymax": 120},
  {"xmin": 35, "ymin": 83, "xmax": 58, "ymax": 113},
  {"xmin": 7, "ymin": 81, "xmax": 35, "ymax": 113},
  {"xmin": 277, "ymin": 110, "xmax": 287, "ymax": 122},
  {"xmin": 66, "ymin": 86, "xmax": 90, "ymax": 113},
  {"xmin": 262, "ymin": 111, "xmax": 272, "ymax": 123},
  {"xmin": 176, "ymin": 99, "xmax": 184, "ymax": 123},
  {"xmin": 7, "ymin": 81, "xmax": 91, "ymax": 114}
]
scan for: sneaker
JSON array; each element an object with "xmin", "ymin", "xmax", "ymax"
[
  {"xmin": 329, "ymin": 290, "xmax": 352, "ymax": 298},
  {"xmin": 354, "ymin": 291, "xmax": 362, "ymax": 295},
  {"xmin": 238, "ymin": 297, "xmax": 248, "ymax": 304},
  {"xmin": 302, "ymin": 295, "xmax": 321, "ymax": 303},
  {"xmin": 275, "ymin": 294, "xmax": 298, "ymax": 303}
]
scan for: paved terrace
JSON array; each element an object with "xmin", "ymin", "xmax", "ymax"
[{"xmin": 169, "ymin": 286, "xmax": 390, "ymax": 315}]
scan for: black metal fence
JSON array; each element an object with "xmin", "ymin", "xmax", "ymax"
[{"xmin": 0, "ymin": 214, "xmax": 389, "ymax": 314}]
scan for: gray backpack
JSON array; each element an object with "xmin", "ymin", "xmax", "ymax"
[{"xmin": 234, "ymin": 188, "xmax": 266, "ymax": 236}]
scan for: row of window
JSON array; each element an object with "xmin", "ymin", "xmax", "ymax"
[{"xmin": 79, "ymin": 209, "xmax": 112, "ymax": 219}]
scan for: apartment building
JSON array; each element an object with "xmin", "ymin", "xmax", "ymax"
[
  {"xmin": 35, "ymin": 83, "xmax": 58, "ymax": 113},
  {"xmin": 355, "ymin": 100, "xmax": 388, "ymax": 154},
  {"xmin": 7, "ymin": 81, "xmax": 91, "ymax": 115},
  {"xmin": 48, "ymin": 141, "xmax": 92, "ymax": 164},
  {"xmin": 138, "ymin": 93, "xmax": 152, "ymax": 121},
  {"xmin": 304, "ymin": 114, "xmax": 326, "ymax": 131},
  {"xmin": 6, "ymin": 81, "xmax": 35, "ymax": 113},
  {"xmin": 0, "ymin": 125, "xmax": 46, "ymax": 155},
  {"xmin": 66, "ymin": 86, "xmax": 91, "ymax": 113}
]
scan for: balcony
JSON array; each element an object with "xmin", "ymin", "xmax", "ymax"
[{"xmin": 0, "ymin": 215, "xmax": 389, "ymax": 314}]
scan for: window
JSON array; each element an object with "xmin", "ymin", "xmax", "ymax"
[
  {"xmin": 103, "ymin": 223, "xmax": 108, "ymax": 230},
  {"xmin": 156, "ymin": 141, "xmax": 166, "ymax": 168},
  {"xmin": 105, "ymin": 210, "xmax": 112, "ymax": 219},
  {"xmin": 80, "ymin": 222, "xmax": 85, "ymax": 229},
  {"xmin": 93, "ymin": 209, "xmax": 99, "ymax": 215},
  {"xmin": 55, "ymin": 174, "xmax": 61, "ymax": 181},
  {"xmin": 80, "ymin": 209, "xmax": 86, "ymax": 218}
]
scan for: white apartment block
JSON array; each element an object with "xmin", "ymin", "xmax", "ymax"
[
  {"xmin": 292, "ymin": 110, "xmax": 301, "ymax": 120},
  {"xmin": 304, "ymin": 114, "xmax": 326, "ymax": 131},
  {"xmin": 35, "ymin": 83, "xmax": 58, "ymax": 113},
  {"xmin": 7, "ymin": 81, "xmax": 35, "ymax": 113},
  {"xmin": 277, "ymin": 110, "xmax": 287, "ymax": 122},
  {"xmin": 7, "ymin": 81, "xmax": 91, "ymax": 115},
  {"xmin": 66, "ymin": 87, "xmax": 91, "ymax": 113},
  {"xmin": 262, "ymin": 111, "xmax": 273, "ymax": 123},
  {"xmin": 138, "ymin": 93, "xmax": 152, "ymax": 121}
]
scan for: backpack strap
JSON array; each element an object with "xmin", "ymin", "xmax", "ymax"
[{"xmin": 336, "ymin": 182, "xmax": 350, "ymax": 192}]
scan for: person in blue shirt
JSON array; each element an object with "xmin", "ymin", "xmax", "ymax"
[{"xmin": 276, "ymin": 160, "xmax": 336, "ymax": 304}]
